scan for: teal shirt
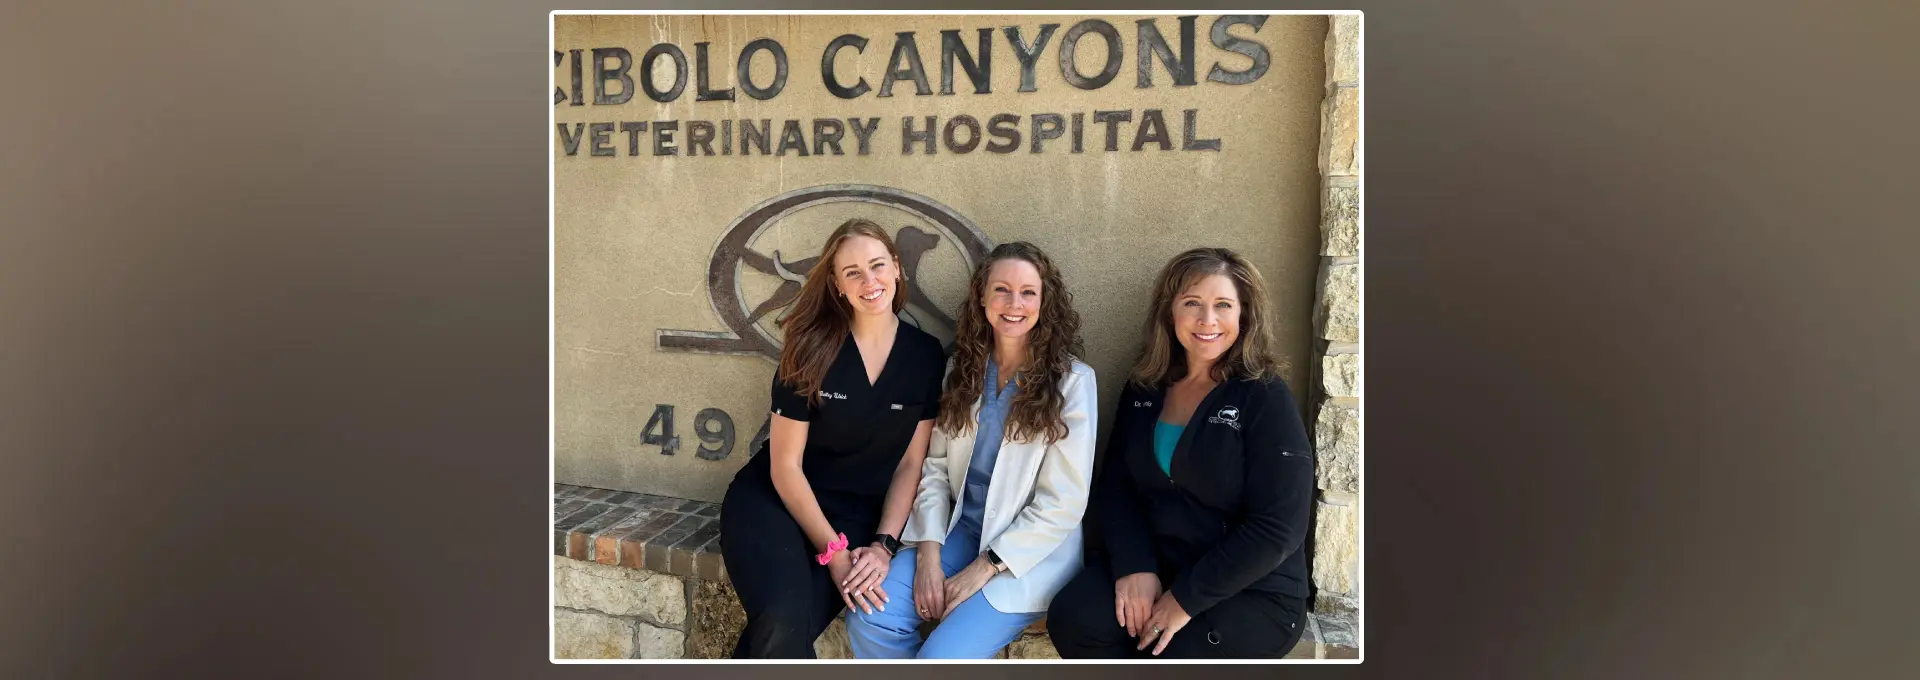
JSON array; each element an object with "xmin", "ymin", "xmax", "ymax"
[{"xmin": 1154, "ymin": 420, "xmax": 1184, "ymax": 476}]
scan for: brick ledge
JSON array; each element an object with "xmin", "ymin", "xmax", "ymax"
[{"xmin": 554, "ymin": 484, "xmax": 725, "ymax": 581}]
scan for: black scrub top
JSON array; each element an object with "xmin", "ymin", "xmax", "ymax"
[{"xmin": 762, "ymin": 320, "xmax": 947, "ymax": 497}]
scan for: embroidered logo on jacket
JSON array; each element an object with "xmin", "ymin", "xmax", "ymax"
[
  {"xmin": 1133, "ymin": 400, "xmax": 1154, "ymax": 408},
  {"xmin": 1207, "ymin": 405, "xmax": 1241, "ymax": 430}
]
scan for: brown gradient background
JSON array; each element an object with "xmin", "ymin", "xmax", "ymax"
[{"xmin": 1, "ymin": 1, "xmax": 1913, "ymax": 678}]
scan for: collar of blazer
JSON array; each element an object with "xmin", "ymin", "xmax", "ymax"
[
  {"xmin": 939, "ymin": 388, "xmax": 1055, "ymax": 534},
  {"xmin": 945, "ymin": 371, "xmax": 1055, "ymax": 481}
]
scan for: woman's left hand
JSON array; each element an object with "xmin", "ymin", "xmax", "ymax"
[
  {"xmin": 938, "ymin": 557, "xmax": 998, "ymax": 619},
  {"xmin": 1136, "ymin": 592, "xmax": 1194, "ymax": 656},
  {"xmin": 842, "ymin": 546, "xmax": 892, "ymax": 609}
]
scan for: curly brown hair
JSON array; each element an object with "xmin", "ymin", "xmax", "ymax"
[
  {"xmin": 936, "ymin": 242, "xmax": 1084, "ymax": 445},
  {"xmin": 774, "ymin": 218, "xmax": 908, "ymax": 408},
  {"xmin": 1129, "ymin": 247, "xmax": 1284, "ymax": 388}
]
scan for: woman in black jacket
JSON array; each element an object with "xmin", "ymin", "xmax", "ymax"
[{"xmin": 1048, "ymin": 247, "xmax": 1316, "ymax": 659}]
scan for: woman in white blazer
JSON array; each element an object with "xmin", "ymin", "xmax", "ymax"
[{"xmin": 844, "ymin": 241, "xmax": 1099, "ymax": 659}]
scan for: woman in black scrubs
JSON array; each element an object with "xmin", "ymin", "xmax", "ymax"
[
  {"xmin": 1048, "ymin": 247, "xmax": 1316, "ymax": 659},
  {"xmin": 718, "ymin": 218, "xmax": 948, "ymax": 658}
]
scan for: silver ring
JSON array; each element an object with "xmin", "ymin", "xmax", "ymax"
[{"xmin": 1151, "ymin": 625, "xmax": 1162, "ymax": 634}]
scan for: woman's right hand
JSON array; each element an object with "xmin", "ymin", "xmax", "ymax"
[
  {"xmin": 913, "ymin": 543, "xmax": 946, "ymax": 620},
  {"xmin": 1114, "ymin": 572, "xmax": 1163, "ymax": 638}
]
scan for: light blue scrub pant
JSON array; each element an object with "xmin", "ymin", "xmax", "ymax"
[{"xmin": 844, "ymin": 537, "xmax": 1043, "ymax": 659}]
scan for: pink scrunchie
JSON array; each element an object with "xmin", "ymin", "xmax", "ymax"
[{"xmin": 815, "ymin": 532, "xmax": 849, "ymax": 566}]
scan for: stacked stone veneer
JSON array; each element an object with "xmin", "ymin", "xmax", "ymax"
[{"xmin": 1308, "ymin": 14, "xmax": 1361, "ymax": 653}]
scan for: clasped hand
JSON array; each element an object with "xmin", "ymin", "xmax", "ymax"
[{"xmin": 1116, "ymin": 572, "xmax": 1192, "ymax": 656}]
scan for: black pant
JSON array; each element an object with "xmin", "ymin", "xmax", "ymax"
[
  {"xmin": 1047, "ymin": 559, "xmax": 1306, "ymax": 659},
  {"xmin": 718, "ymin": 460, "xmax": 881, "ymax": 659}
]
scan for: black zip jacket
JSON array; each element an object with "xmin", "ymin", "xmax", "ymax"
[{"xmin": 1091, "ymin": 375, "xmax": 1316, "ymax": 615}]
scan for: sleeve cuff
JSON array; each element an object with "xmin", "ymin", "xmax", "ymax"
[
  {"xmin": 985, "ymin": 541, "xmax": 1028, "ymax": 578},
  {"xmin": 1112, "ymin": 551, "xmax": 1158, "ymax": 581},
  {"xmin": 1168, "ymin": 580, "xmax": 1214, "ymax": 617},
  {"xmin": 902, "ymin": 507, "xmax": 946, "ymax": 545}
]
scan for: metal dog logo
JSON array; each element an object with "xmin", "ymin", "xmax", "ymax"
[{"xmin": 657, "ymin": 183, "xmax": 992, "ymax": 360}]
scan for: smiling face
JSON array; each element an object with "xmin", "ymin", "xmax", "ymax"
[
  {"xmin": 982, "ymin": 257, "xmax": 1044, "ymax": 344},
  {"xmin": 831, "ymin": 234, "xmax": 900, "ymax": 316},
  {"xmin": 1171, "ymin": 273, "xmax": 1242, "ymax": 368}
]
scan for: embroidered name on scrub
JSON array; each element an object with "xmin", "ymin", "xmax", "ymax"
[{"xmin": 818, "ymin": 391, "xmax": 848, "ymax": 400}]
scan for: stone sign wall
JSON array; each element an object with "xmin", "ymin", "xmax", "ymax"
[
  {"xmin": 552, "ymin": 12, "xmax": 1361, "ymax": 657},
  {"xmin": 555, "ymin": 13, "xmax": 1330, "ymax": 503}
]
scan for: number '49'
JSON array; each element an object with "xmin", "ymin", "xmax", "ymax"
[{"xmin": 640, "ymin": 404, "xmax": 741, "ymax": 460}]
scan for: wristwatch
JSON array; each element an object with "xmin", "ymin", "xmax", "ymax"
[
  {"xmin": 875, "ymin": 533, "xmax": 904, "ymax": 557},
  {"xmin": 985, "ymin": 548, "xmax": 1009, "ymax": 573}
]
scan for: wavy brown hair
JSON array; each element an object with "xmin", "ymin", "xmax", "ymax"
[
  {"xmin": 774, "ymin": 219, "xmax": 907, "ymax": 407},
  {"xmin": 1129, "ymin": 247, "xmax": 1284, "ymax": 388},
  {"xmin": 936, "ymin": 242, "xmax": 1084, "ymax": 445}
]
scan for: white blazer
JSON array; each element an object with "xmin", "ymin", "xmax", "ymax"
[{"xmin": 902, "ymin": 359, "xmax": 1099, "ymax": 614}]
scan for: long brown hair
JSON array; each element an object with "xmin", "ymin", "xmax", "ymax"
[
  {"xmin": 774, "ymin": 219, "xmax": 907, "ymax": 407},
  {"xmin": 1129, "ymin": 247, "xmax": 1283, "ymax": 388},
  {"xmin": 936, "ymin": 242, "xmax": 1084, "ymax": 445}
]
